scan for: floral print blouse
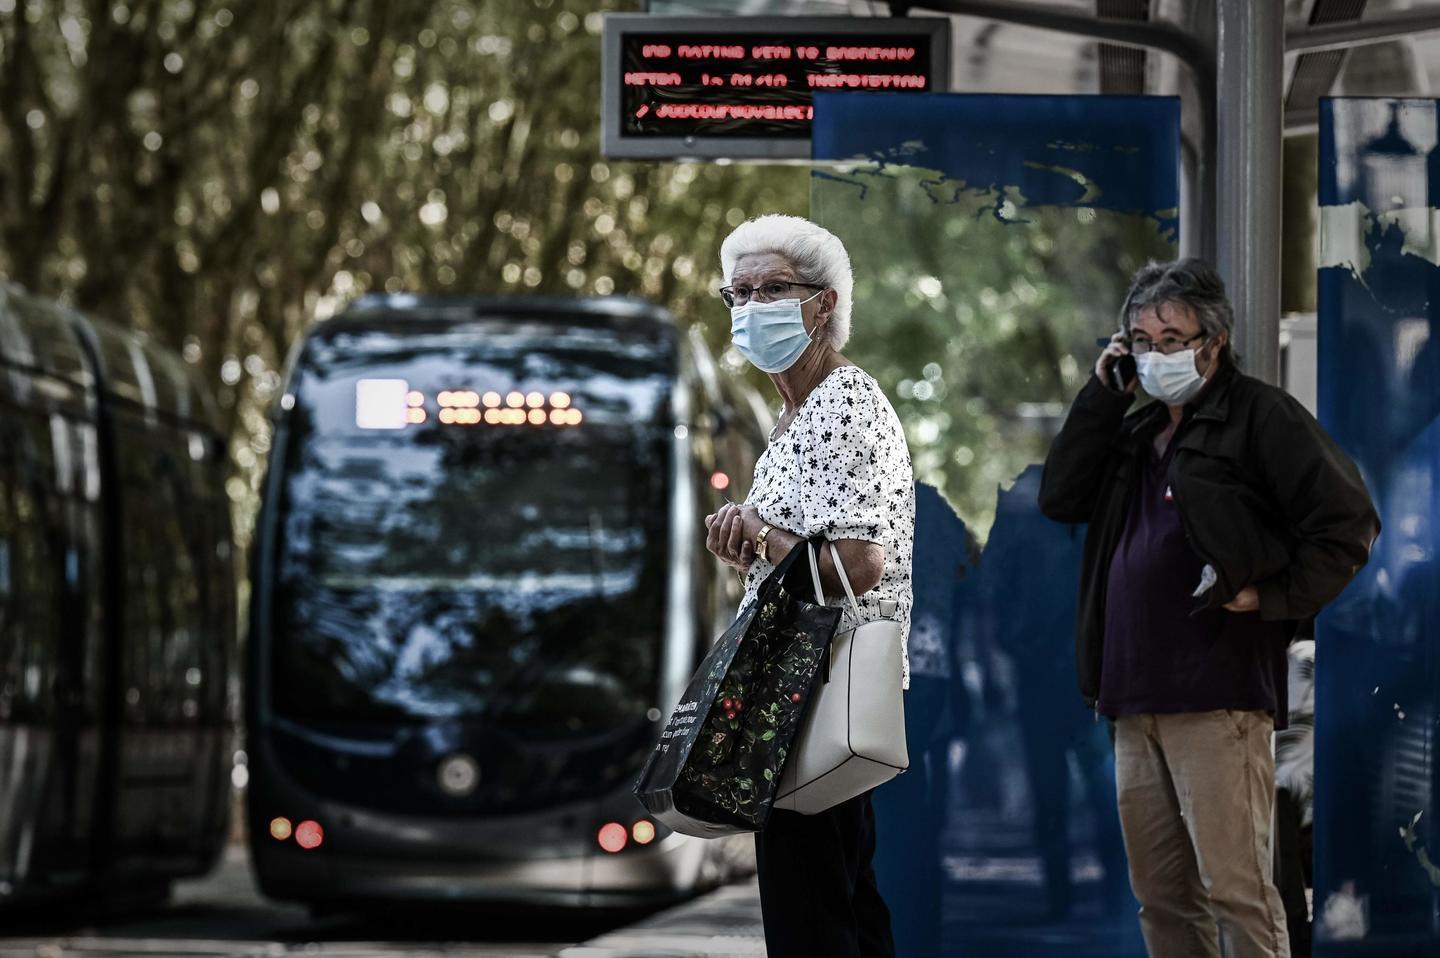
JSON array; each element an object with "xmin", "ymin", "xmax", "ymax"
[{"xmin": 741, "ymin": 364, "xmax": 916, "ymax": 689}]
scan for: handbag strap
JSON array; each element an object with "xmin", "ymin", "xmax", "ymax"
[{"xmin": 826, "ymin": 541, "xmax": 865, "ymax": 622}]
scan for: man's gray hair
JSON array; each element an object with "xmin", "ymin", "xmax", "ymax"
[
  {"xmin": 1119, "ymin": 257, "xmax": 1237, "ymax": 365},
  {"xmin": 720, "ymin": 214, "xmax": 854, "ymax": 350}
]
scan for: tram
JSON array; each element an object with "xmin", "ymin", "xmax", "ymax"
[
  {"xmin": 0, "ymin": 280, "xmax": 236, "ymax": 907},
  {"xmin": 245, "ymin": 294, "xmax": 768, "ymax": 908}
]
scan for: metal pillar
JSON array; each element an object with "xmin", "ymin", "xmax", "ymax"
[{"xmin": 1216, "ymin": 0, "xmax": 1283, "ymax": 384}]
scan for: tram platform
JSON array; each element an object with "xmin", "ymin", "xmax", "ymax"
[
  {"xmin": 564, "ymin": 880, "xmax": 766, "ymax": 958},
  {"xmin": 0, "ymin": 837, "xmax": 1159, "ymax": 957}
]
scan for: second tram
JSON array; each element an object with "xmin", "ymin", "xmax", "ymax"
[{"xmin": 0, "ymin": 280, "xmax": 235, "ymax": 908}]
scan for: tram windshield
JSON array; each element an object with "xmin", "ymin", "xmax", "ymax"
[{"xmin": 270, "ymin": 317, "xmax": 673, "ymax": 734}]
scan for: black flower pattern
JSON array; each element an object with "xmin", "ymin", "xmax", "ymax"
[
  {"xmin": 673, "ymin": 585, "xmax": 837, "ymax": 825},
  {"xmin": 741, "ymin": 365, "xmax": 917, "ymax": 688}
]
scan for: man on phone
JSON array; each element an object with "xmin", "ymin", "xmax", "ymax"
[{"xmin": 1039, "ymin": 258, "xmax": 1379, "ymax": 958}]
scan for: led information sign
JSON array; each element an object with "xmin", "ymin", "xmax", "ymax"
[
  {"xmin": 356, "ymin": 379, "xmax": 583, "ymax": 430},
  {"xmin": 602, "ymin": 15, "xmax": 950, "ymax": 160}
]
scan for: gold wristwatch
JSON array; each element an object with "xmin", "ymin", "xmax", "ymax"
[{"xmin": 755, "ymin": 523, "xmax": 774, "ymax": 563}]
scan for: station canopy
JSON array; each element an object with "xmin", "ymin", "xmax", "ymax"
[{"xmin": 643, "ymin": 0, "xmax": 1440, "ymax": 141}]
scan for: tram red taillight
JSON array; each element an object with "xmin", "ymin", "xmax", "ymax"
[
  {"xmin": 295, "ymin": 819, "xmax": 325, "ymax": 850},
  {"xmin": 597, "ymin": 822, "xmax": 628, "ymax": 853}
]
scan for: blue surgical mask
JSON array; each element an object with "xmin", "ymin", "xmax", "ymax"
[{"xmin": 730, "ymin": 290, "xmax": 823, "ymax": 373}]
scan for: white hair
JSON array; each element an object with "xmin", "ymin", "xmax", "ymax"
[{"xmin": 719, "ymin": 214, "xmax": 854, "ymax": 350}]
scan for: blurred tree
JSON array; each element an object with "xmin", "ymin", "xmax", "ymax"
[
  {"xmin": 1, "ymin": 0, "xmax": 1179, "ymax": 564},
  {"xmin": 0, "ymin": 0, "xmax": 807, "ymax": 570}
]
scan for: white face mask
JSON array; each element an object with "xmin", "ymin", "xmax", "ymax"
[{"xmin": 1137, "ymin": 348, "xmax": 1208, "ymax": 405}]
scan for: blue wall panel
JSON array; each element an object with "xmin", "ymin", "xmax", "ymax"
[{"xmin": 1316, "ymin": 97, "xmax": 1440, "ymax": 954}]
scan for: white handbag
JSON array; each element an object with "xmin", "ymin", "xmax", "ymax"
[{"xmin": 774, "ymin": 541, "xmax": 908, "ymax": 815}]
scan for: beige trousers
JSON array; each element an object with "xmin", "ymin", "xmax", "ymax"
[{"xmin": 1114, "ymin": 710, "xmax": 1290, "ymax": 958}]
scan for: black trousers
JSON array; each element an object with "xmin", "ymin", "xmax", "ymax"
[{"xmin": 755, "ymin": 790, "xmax": 896, "ymax": 958}]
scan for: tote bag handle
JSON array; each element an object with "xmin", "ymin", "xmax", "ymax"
[
  {"xmin": 826, "ymin": 541, "xmax": 866, "ymax": 622},
  {"xmin": 758, "ymin": 531, "xmax": 828, "ymax": 606}
]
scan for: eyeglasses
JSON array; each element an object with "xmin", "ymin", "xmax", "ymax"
[
  {"xmin": 1129, "ymin": 332, "xmax": 1206, "ymax": 355},
  {"xmin": 719, "ymin": 281, "xmax": 826, "ymax": 308}
]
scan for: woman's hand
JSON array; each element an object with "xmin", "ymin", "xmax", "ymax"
[{"xmin": 704, "ymin": 502, "xmax": 762, "ymax": 571}]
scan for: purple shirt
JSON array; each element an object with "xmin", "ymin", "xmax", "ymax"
[{"xmin": 1098, "ymin": 435, "xmax": 1290, "ymax": 726}]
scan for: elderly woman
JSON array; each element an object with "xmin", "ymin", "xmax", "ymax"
[{"xmin": 704, "ymin": 214, "xmax": 915, "ymax": 957}]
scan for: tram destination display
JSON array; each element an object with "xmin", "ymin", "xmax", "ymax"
[{"xmin": 602, "ymin": 15, "xmax": 950, "ymax": 160}]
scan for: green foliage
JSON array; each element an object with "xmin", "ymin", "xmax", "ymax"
[
  {"xmin": 0, "ymin": 0, "xmax": 806, "ymax": 568},
  {"xmin": 813, "ymin": 163, "xmax": 1175, "ymax": 539}
]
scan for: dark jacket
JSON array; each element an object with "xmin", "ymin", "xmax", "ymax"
[{"xmin": 1039, "ymin": 361, "xmax": 1381, "ymax": 708}]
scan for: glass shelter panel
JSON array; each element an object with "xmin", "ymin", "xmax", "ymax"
[
  {"xmin": 811, "ymin": 92, "xmax": 1179, "ymax": 957},
  {"xmin": 1315, "ymin": 97, "xmax": 1440, "ymax": 953}
]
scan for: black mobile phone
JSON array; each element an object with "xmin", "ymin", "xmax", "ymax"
[
  {"xmin": 1112, "ymin": 353, "xmax": 1137, "ymax": 392},
  {"xmin": 1096, "ymin": 336, "xmax": 1136, "ymax": 391}
]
